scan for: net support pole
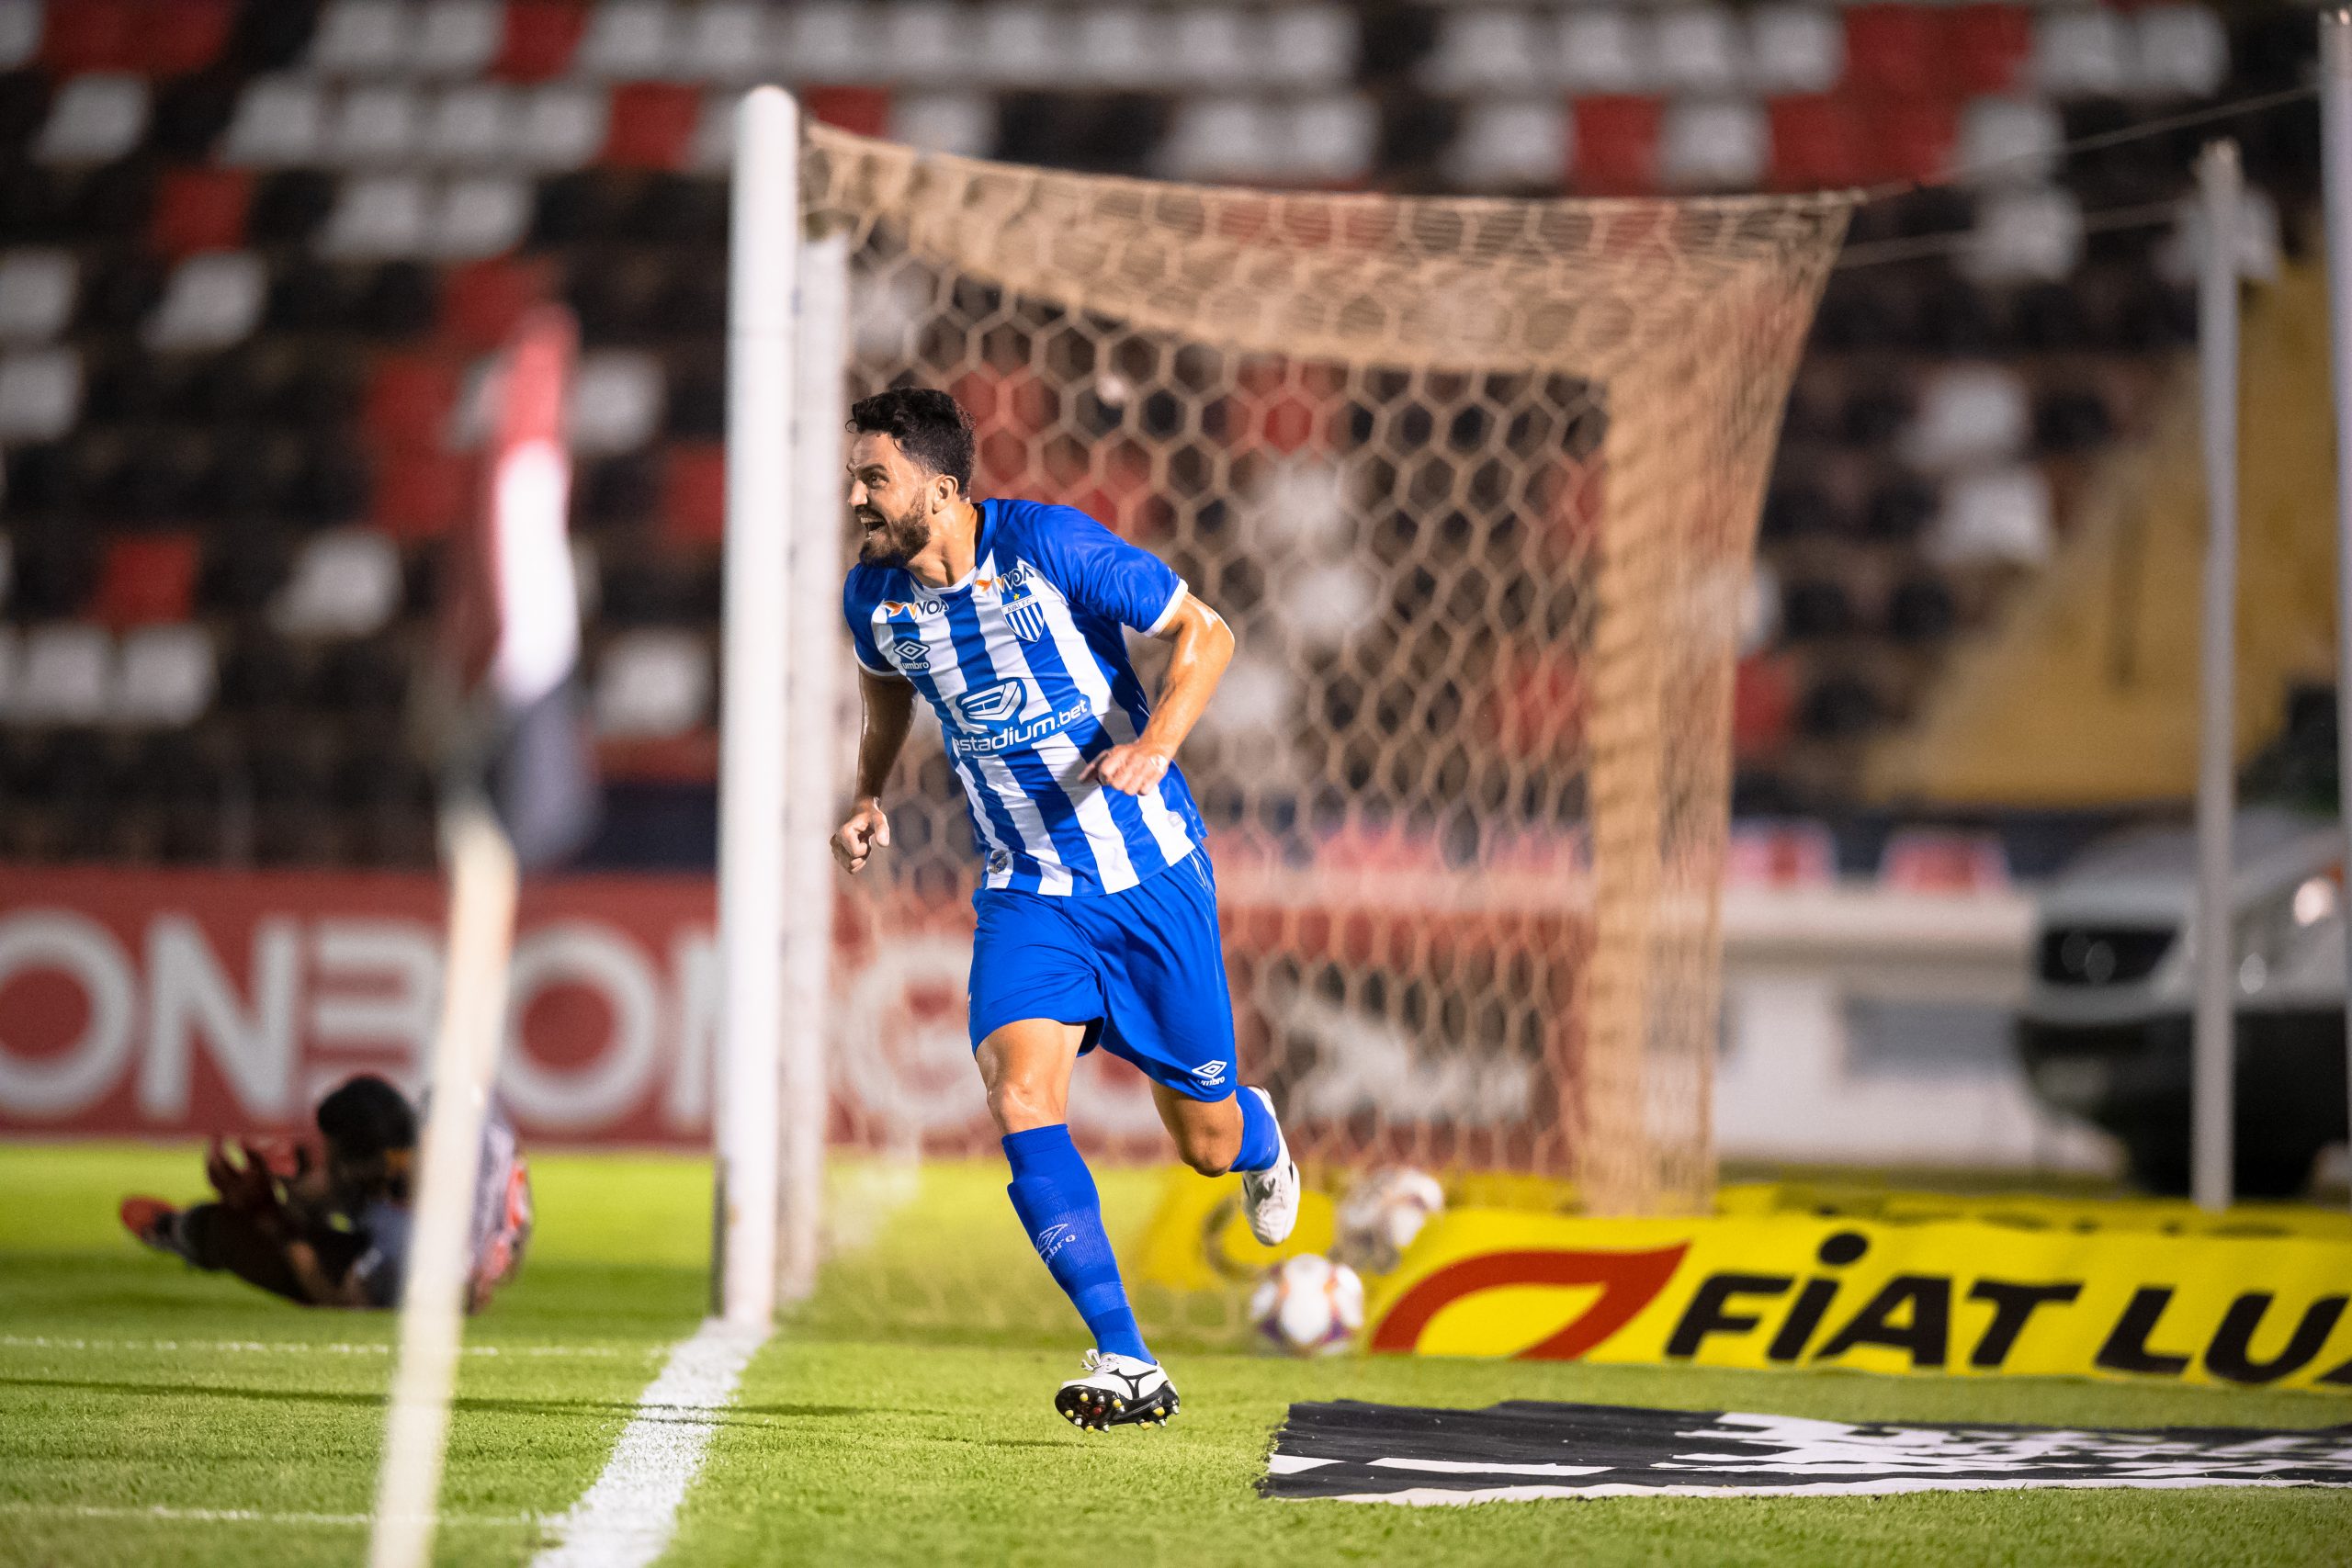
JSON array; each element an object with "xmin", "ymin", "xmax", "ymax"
[
  {"xmin": 2192, "ymin": 139, "xmax": 2242, "ymax": 1214},
  {"xmin": 368, "ymin": 802, "xmax": 517, "ymax": 1568},
  {"xmin": 716, "ymin": 85, "xmax": 799, "ymax": 1328},
  {"xmin": 776, "ymin": 223, "xmax": 848, "ymax": 1304},
  {"xmin": 2321, "ymin": 8, "xmax": 2352, "ymax": 1213}
]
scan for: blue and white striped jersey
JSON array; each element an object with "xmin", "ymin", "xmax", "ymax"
[{"xmin": 842, "ymin": 498, "xmax": 1207, "ymax": 897}]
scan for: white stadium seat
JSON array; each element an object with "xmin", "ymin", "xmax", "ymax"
[
  {"xmin": 272, "ymin": 527, "xmax": 403, "ymax": 638},
  {"xmin": 515, "ymin": 84, "xmax": 609, "ymax": 169},
  {"xmin": 0, "ymin": 1, "xmax": 41, "ymax": 72},
  {"xmin": 883, "ymin": 1, "xmax": 972, "ymax": 83},
  {"xmin": 144, "ymin": 252, "xmax": 268, "ymax": 351},
  {"xmin": 432, "ymin": 175, "xmax": 531, "ymax": 258},
  {"xmin": 113, "ymin": 624, "xmax": 217, "ymax": 727},
  {"xmin": 1421, "ymin": 9, "xmax": 1546, "ymax": 94},
  {"xmin": 1962, "ymin": 186, "xmax": 2084, "ymax": 285},
  {"xmin": 413, "ymin": 0, "xmax": 503, "ymax": 78},
  {"xmin": 2034, "ymin": 6, "xmax": 2132, "ymax": 99},
  {"xmin": 311, "ymin": 0, "xmax": 410, "ymax": 76},
  {"xmin": 0, "ymin": 250, "xmax": 77, "ymax": 344},
  {"xmin": 326, "ymin": 83, "xmax": 423, "ymax": 165},
  {"xmin": 570, "ymin": 352, "xmax": 666, "ymax": 455},
  {"xmin": 2134, "ymin": 4, "xmax": 2228, "ymax": 99},
  {"xmin": 1747, "ymin": 5, "xmax": 1843, "ymax": 96},
  {"xmin": 221, "ymin": 76, "xmax": 328, "ymax": 166},
  {"xmin": 0, "ymin": 346, "xmax": 81, "ymax": 442},
  {"xmin": 579, "ymin": 0, "xmax": 681, "ymax": 80},
  {"xmin": 1164, "ymin": 9, "xmax": 1253, "ymax": 90},
  {"xmin": 1285, "ymin": 96, "xmax": 1377, "ymax": 184},
  {"xmin": 10, "ymin": 622, "xmax": 109, "ymax": 724},
  {"xmin": 1160, "ymin": 97, "xmax": 1270, "ymax": 181},
  {"xmin": 35, "ymin": 74, "xmax": 149, "ymax": 165},
  {"xmin": 594, "ymin": 628, "xmax": 712, "ymax": 739},
  {"xmin": 784, "ymin": 2, "xmax": 881, "ymax": 85},
  {"xmin": 1444, "ymin": 100, "xmax": 1569, "ymax": 189},
  {"xmin": 422, "ymin": 82, "xmax": 517, "ymax": 166},
  {"xmin": 319, "ymin": 174, "xmax": 431, "ymax": 258},
  {"xmin": 889, "ymin": 93, "xmax": 996, "ymax": 159},
  {"xmin": 1933, "ymin": 464, "xmax": 2054, "ymax": 569},
  {"xmin": 1071, "ymin": 6, "xmax": 1160, "ymax": 90},
  {"xmin": 678, "ymin": 1, "xmax": 772, "ymax": 84},
  {"xmin": 968, "ymin": 5, "xmax": 1061, "ymax": 87},
  {"xmin": 1957, "ymin": 96, "xmax": 2063, "ymax": 186},
  {"xmin": 1261, "ymin": 6, "xmax": 1356, "ymax": 88},
  {"xmin": 1902, "ymin": 363, "xmax": 2031, "ymax": 473},
  {"xmin": 1654, "ymin": 7, "xmax": 1741, "ymax": 97},
  {"xmin": 1659, "ymin": 99, "xmax": 1766, "ymax": 190},
  {"xmin": 1555, "ymin": 10, "xmax": 1651, "ymax": 95}
]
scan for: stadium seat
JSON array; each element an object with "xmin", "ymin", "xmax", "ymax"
[
  {"xmin": 422, "ymin": 81, "xmax": 515, "ymax": 164},
  {"xmin": 1957, "ymin": 96, "xmax": 2062, "ymax": 186},
  {"xmin": 309, "ymin": 0, "xmax": 408, "ymax": 76},
  {"xmin": 40, "ymin": 0, "xmax": 136, "ymax": 74},
  {"xmin": 1932, "ymin": 462, "xmax": 2053, "ymax": 567},
  {"xmin": 1069, "ymin": 6, "xmax": 1158, "ymax": 89},
  {"xmin": 802, "ymin": 85, "xmax": 890, "ymax": 138},
  {"xmin": 439, "ymin": 254, "xmax": 548, "ymax": 348},
  {"xmin": 149, "ymin": 166, "xmax": 253, "ymax": 256},
  {"xmin": 1963, "ymin": 186, "xmax": 2084, "ymax": 283},
  {"xmin": 1263, "ymin": 6, "xmax": 1355, "ymax": 88},
  {"xmin": 594, "ymin": 626, "xmax": 710, "ymax": 738},
  {"xmin": 371, "ymin": 446, "xmax": 469, "ymax": 537},
  {"xmin": 603, "ymin": 81, "xmax": 700, "ymax": 169},
  {"xmin": 1160, "ymin": 97, "xmax": 1270, "ymax": 182},
  {"xmin": 1571, "ymin": 97, "xmax": 1659, "ymax": 194},
  {"xmin": 0, "ymin": 0, "xmax": 38, "ymax": 71},
  {"xmin": 143, "ymin": 250, "xmax": 266, "ymax": 349},
  {"xmin": 143, "ymin": 0, "xmax": 232, "ymax": 77},
  {"xmin": 2033, "ymin": 6, "xmax": 2132, "ymax": 99},
  {"xmin": 0, "ymin": 248, "xmax": 74, "ymax": 341},
  {"xmin": 1659, "ymin": 100, "xmax": 1766, "ymax": 190},
  {"xmin": 1444, "ymin": 100, "xmax": 1567, "ymax": 190},
  {"xmin": 570, "ymin": 350, "xmax": 664, "ymax": 453},
  {"xmin": 326, "ymin": 82, "xmax": 423, "ymax": 165},
  {"xmin": 516, "ymin": 82, "xmax": 609, "ymax": 167},
  {"xmin": 494, "ymin": 0, "xmax": 587, "ymax": 83},
  {"xmin": 1903, "ymin": 363, "xmax": 2030, "ymax": 471},
  {"xmin": 1284, "ymin": 96, "xmax": 1376, "ymax": 184},
  {"xmin": 880, "ymin": 2, "xmax": 970, "ymax": 84},
  {"xmin": 93, "ymin": 532, "xmax": 199, "ymax": 626},
  {"xmin": 34, "ymin": 73, "xmax": 148, "ymax": 164},
  {"xmin": 1164, "ymin": 8, "xmax": 1252, "ymax": 89},
  {"xmin": 112, "ymin": 620, "xmax": 213, "ymax": 724},
  {"xmin": 577, "ymin": 0, "xmax": 680, "ymax": 80},
  {"xmin": 320, "ymin": 172, "xmax": 429, "ymax": 257},
  {"xmin": 1949, "ymin": 4, "xmax": 2031, "ymax": 96},
  {"xmin": 1767, "ymin": 96, "xmax": 1866, "ymax": 190},
  {"xmin": 888, "ymin": 92, "xmax": 995, "ymax": 158},
  {"xmin": 677, "ymin": 1, "xmax": 769, "ymax": 85},
  {"xmin": 659, "ymin": 441, "xmax": 724, "ymax": 543},
  {"xmin": 432, "ymin": 174, "xmax": 530, "ymax": 256},
  {"xmin": 2134, "ymin": 4, "xmax": 2227, "ymax": 99},
  {"xmin": 1654, "ymin": 6, "xmax": 1740, "ymax": 96},
  {"xmin": 1844, "ymin": 5, "xmax": 1947, "ymax": 98},
  {"xmin": 1862, "ymin": 97, "xmax": 1955, "ymax": 186},
  {"xmin": 8, "ymin": 621, "xmax": 109, "ymax": 723},
  {"xmin": 1747, "ymin": 5, "xmax": 1843, "ymax": 96},
  {"xmin": 1421, "ymin": 8, "xmax": 1545, "ymax": 94},
  {"xmin": 271, "ymin": 525, "xmax": 402, "ymax": 637},
  {"xmin": 967, "ymin": 4, "xmax": 1057, "ymax": 87},
  {"xmin": 0, "ymin": 345, "xmax": 79, "ymax": 441},
  {"xmin": 413, "ymin": 0, "xmax": 502, "ymax": 79},
  {"xmin": 222, "ymin": 75, "xmax": 326, "ymax": 165},
  {"xmin": 1555, "ymin": 10, "xmax": 1648, "ymax": 95}
]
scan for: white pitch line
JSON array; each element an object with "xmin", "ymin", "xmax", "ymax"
[
  {"xmin": 0, "ymin": 1503, "xmax": 541, "ymax": 1529},
  {"xmin": 0, "ymin": 1335, "xmax": 643, "ymax": 1359},
  {"xmin": 526, "ymin": 1318, "xmax": 763, "ymax": 1568}
]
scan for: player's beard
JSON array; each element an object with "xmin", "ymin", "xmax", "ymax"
[{"xmin": 856, "ymin": 503, "xmax": 931, "ymax": 568}]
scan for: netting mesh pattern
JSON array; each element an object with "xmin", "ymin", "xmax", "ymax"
[{"xmin": 799, "ymin": 125, "xmax": 1849, "ymax": 1314}]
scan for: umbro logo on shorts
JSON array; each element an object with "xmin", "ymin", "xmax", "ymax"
[{"xmin": 1191, "ymin": 1061, "xmax": 1228, "ymax": 1088}]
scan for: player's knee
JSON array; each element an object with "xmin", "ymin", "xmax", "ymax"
[
  {"xmin": 986, "ymin": 1074, "xmax": 1064, "ymax": 1134},
  {"xmin": 1176, "ymin": 1122, "xmax": 1240, "ymax": 1178}
]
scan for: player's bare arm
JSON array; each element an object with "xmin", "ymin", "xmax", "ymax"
[
  {"xmin": 832, "ymin": 667, "xmax": 916, "ymax": 874},
  {"xmin": 1082, "ymin": 593, "xmax": 1234, "ymax": 797}
]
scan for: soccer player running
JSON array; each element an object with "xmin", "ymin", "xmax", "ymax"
[{"xmin": 831, "ymin": 388, "xmax": 1299, "ymax": 1431}]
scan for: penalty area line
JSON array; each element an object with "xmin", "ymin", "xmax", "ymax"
[
  {"xmin": 526, "ymin": 1317, "xmax": 765, "ymax": 1568},
  {"xmin": 0, "ymin": 1335, "xmax": 646, "ymax": 1359},
  {"xmin": 0, "ymin": 1503, "xmax": 542, "ymax": 1529}
]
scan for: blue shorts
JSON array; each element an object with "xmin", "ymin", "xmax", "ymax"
[{"xmin": 967, "ymin": 851, "xmax": 1239, "ymax": 1102}]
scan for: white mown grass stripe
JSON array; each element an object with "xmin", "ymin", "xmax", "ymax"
[
  {"xmin": 0, "ymin": 1504, "xmax": 543, "ymax": 1529},
  {"xmin": 0, "ymin": 1335, "xmax": 643, "ymax": 1358},
  {"xmin": 527, "ymin": 1317, "xmax": 763, "ymax": 1568}
]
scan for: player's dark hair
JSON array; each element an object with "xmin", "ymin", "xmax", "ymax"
[
  {"xmin": 317, "ymin": 1075, "xmax": 416, "ymax": 1159},
  {"xmin": 847, "ymin": 386, "xmax": 975, "ymax": 497}
]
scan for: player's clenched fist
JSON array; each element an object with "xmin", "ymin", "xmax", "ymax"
[
  {"xmin": 1082, "ymin": 742, "xmax": 1172, "ymax": 797},
  {"xmin": 831, "ymin": 797, "xmax": 891, "ymax": 873}
]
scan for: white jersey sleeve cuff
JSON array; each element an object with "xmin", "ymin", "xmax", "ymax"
[{"xmin": 1142, "ymin": 581, "xmax": 1189, "ymax": 637}]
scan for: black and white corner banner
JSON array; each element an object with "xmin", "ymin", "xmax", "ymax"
[{"xmin": 1262, "ymin": 1400, "xmax": 2352, "ymax": 1505}]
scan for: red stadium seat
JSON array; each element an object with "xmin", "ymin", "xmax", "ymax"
[
  {"xmin": 493, "ymin": 1, "xmax": 587, "ymax": 83},
  {"xmin": 149, "ymin": 166, "xmax": 252, "ymax": 258},
  {"xmin": 40, "ymin": 0, "xmax": 139, "ymax": 73},
  {"xmin": 95, "ymin": 533, "xmax": 201, "ymax": 626},
  {"xmin": 1949, "ymin": 4, "xmax": 2033, "ymax": 96},
  {"xmin": 803, "ymin": 86, "xmax": 892, "ymax": 140},
  {"xmin": 602, "ymin": 82, "xmax": 700, "ymax": 171},
  {"xmin": 1768, "ymin": 96, "xmax": 1869, "ymax": 191},
  {"xmin": 1864, "ymin": 97, "xmax": 1958, "ymax": 186},
  {"xmin": 662, "ymin": 442, "xmax": 727, "ymax": 545},
  {"xmin": 1842, "ymin": 6, "xmax": 1951, "ymax": 100},
  {"xmin": 372, "ymin": 447, "xmax": 473, "ymax": 539},
  {"xmin": 438, "ymin": 256, "xmax": 552, "ymax": 351},
  {"xmin": 362, "ymin": 354, "xmax": 460, "ymax": 450},
  {"xmin": 143, "ymin": 0, "xmax": 233, "ymax": 77},
  {"xmin": 1570, "ymin": 96, "xmax": 1660, "ymax": 196}
]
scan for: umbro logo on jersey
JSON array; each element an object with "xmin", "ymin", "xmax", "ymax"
[{"xmin": 890, "ymin": 636, "xmax": 930, "ymax": 671}]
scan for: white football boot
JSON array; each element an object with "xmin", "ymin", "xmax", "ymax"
[
  {"xmin": 1238, "ymin": 1086, "xmax": 1300, "ymax": 1246},
  {"xmin": 1056, "ymin": 1350, "xmax": 1179, "ymax": 1431}
]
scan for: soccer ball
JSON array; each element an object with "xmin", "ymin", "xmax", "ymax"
[
  {"xmin": 1332, "ymin": 1167, "xmax": 1446, "ymax": 1275},
  {"xmin": 1250, "ymin": 1254, "xmax": 1364, "ymax": 1356}
]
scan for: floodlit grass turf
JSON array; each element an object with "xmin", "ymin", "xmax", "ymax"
[{"xmin": 6, "ymin": 1143, "xmax": 2351, "ymax": 1566}]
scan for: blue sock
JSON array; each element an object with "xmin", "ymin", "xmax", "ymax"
[
  {"xmin": 1231, "ymin": 1087, "xmax": 1281, "ymax": 1174},
  {"xmin": 1002, "ymin": 1125, "xmax": 1151, "ymax": 1364}
]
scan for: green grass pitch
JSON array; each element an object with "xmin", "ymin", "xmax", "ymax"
[{"xmin": 4, "ymin": 1142, "xmax": 2347, "ymax": 1566}]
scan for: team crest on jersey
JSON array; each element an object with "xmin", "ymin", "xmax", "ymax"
[{"xmin": 1003, "ymin": 596, "xmax": 1049, "ymax": 643}]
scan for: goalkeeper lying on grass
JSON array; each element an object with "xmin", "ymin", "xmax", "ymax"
[{"xmin": 120, "ymin": 1073, "xmax": 532, "ymax": 1312}]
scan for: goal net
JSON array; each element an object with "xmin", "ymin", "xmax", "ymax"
[{"xmin": 781, "ymin": 120, "xmax": 1850, "ymax": 1342}]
